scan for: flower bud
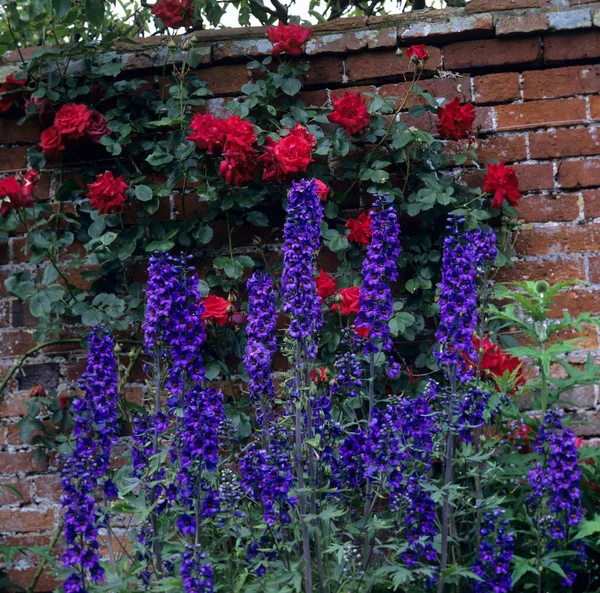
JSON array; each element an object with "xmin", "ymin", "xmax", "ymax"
[{"xmin": 167, "ymin": 38, "xmax": 177, "ymax": 50}]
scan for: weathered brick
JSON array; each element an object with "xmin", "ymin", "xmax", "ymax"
[
  {"xmin": 560, "ymin": 384, "xmax": 597, "ymax": 408},
  {"xmin": 0, "ymin": 452, "xmax": 48, "ymax": 474},
  {"xmin": 346, "ymin": 48, "xmax": 441, "ymax": 83},
  {"xmin": 444, "ymin": 38, "xmax": 542, "ymax": 71},
  {"xmin": 0, "ymin": 330, "xmax": 37, "ymax": 358},
  {"xmin": 587, "ymin": 254, "xmax": 600, "ymax": 282},
  {"xmin": 517, "ymin": 193, "xmax": 580, "ymax": 222},
  {"xmin": 400, "ymin": 13, "xmax": 494, "ymax": 41},
  {"xmin": 303, "ymin": 55, "xmax": 345, "ymax": 85},
  {"xmin": 16, "ymin": 363, "xmax": 61, "ymax": 391},
  {"xmin": 0, "ymin": 478, "xmax": 31, "ymax": 505},
  {"xmin": 496, "ymin": 13, "xmax": 550, "ymax": 36},
  {"xmin": 558, "ymin": 157, "xmax": 600, "ymax": 188},
  {"xmin": 513, "ymin": 162, "xmax": 555, "ymax": 191},
  {"xmin": 0, "ymin": 145, "xmax": 28, "ymax": 171},
  {"xmin": 192, "ymin": 64, "xmax": 249, "ymax": 96},
  {"xmin": 583, "ymin": 189, "xmax": 600, "ymax": 218},
  {"xmin": 515, "ymin": 223, "xmax": 600, "ymax": 256},
  {"xmin": 6, "ymin": 565, "xmax": 60, "ymax": 593},
  {"xmin": 379, "ymin": 77, "xmax": 470, "ymax": 110},
  {"xmin": 544, "ymin": 30, "xmax": 600, "ymax": 64},
  {"xmin": 590, "ymin": 95, "xmax": 600, "ymax": 121},
  {"xmin": 32, "ymin": 474, "xmax": 63, "ymax": 502},
  {"xmin": 0, "ymin": 391, "xmax": 28, "ymax": 418},
  {"xmin": 0, "ymin": 506, "xmax": 55, "ymax": 532},
  {"xmin": 473, "ymin": 72, "xmax": 520, "ymax": 104},
  {"xmin": 551, "ymin": 289, "xmax": 600, "ymax": 316},
  {"xmin": 496, "ymin": 98, "xmax": 586, "ymax": 131},
  {"xmin": 298, "ymin": 88, "xmax": 329, "ymax": 107},
  {"xmin": 212, "ymin": 37, "xmax": 272, "ymax": 61},
  {"xmin": 466, "ymin": 0, "xmax": 557, "ymax": 11},
  {"xmin": 522, "ymin": 65, "xmax": 600, "ymax": 99},
  {"xmin": 306, "ymin": 27, "xmax": 397, "ymax": 54},
  {"xmin": 530, "ymin": 127, "xmax": 600, "ymax": 159},
  {"xmin": 10, "ymin": 300, "xmax": 37, "ymax": 327},
  {"xmin": 0, "ymin": 119, "xmax": 41, "ymax": 144},
  {"xmin": 446, "ymin": 134, "xmax": 527, "ymax": 164},
  {"xmin": 495, "ymin": 257, "xmax": 586, "ymax": 283}
]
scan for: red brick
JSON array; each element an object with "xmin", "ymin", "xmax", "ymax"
[
  {"xmin": 544, "ymin": 31, "xmax": 600, "ymax": 64},
  {"xmin": 303, "ymin": 56, "xmax": 345, "ymax": 85},
  {"xmin": 591, "ymin": 95, "xmax": 600, "ymax": 121},
  {"xmin": 558, "ymin": 158, "xmax": 600, "ymax": 189},
  {"xmin": 523, "ymin": 65, "xmax": 600, "ymax": 100},
  {"xmin": 583, "ymin": 189, "xmax": 600, "ymax": 218},
  {"xmin": 517, "ymin": 193, "xmax": 580, "ymax": 223},
  {"xmin": 496, "ymin": 257, "xmax": 585, "ymax": 283},
  {"xmin": 515, "ymin": 223, "xmax": 600, "ymax": 256},
  {"xmin": 513, "ymin": 162, "xmax": 555, "ymax": 191},
  {"xmin": 496, "ymin": 98, "xmax": 586, "ymax": 131},
  {"xmin": 551, "ymin": 289, "xmax": 600, "ymax": 317},
  {"xmin": 466, "ymin": 0, "xmax": 555, "ymax": 11},
  {"xmin": 0, "ymin": 391, "xmax": 29, "ymax": 418},
  {"xmin": 380, "ymin": 77, "xmax": 471, "ymax": 110},
  {"xmin": 444, "ymin": 38, "xmax": 542, "ymax": 71},
  {"xmin": 588, "ymin": 255, "xmax": 600, "ymax": 283},
  {"xmin": 331, "ymin": 85, "xmax": 377, "ymax": 103},
  {"xmin": 0, "ymin": 119, "xmax": 41, "ymax": 144},
  {"xmin": 473, "ymin": 72, "xmax": 520, "ymax": 104},
  {"xmin": 6, "ymin": 565, "xmax": 60, "ymax": 593},
  {"xmin": 32, "ymin": 474, "xmax": 62, "ymax": 502},
  {"xmin": 346, "ymin": 48, "xmax": 441, "ymax": 83},
  {"xmin": 0, "ymin": 478, "xmax": 30, "ymax": 505},
  {"xmin": 530, "ymin": 127, "xmax": 600, "ymax": 159},
  {"xmin": 306, "ymin": 27, "xmax": 397, "ymax": 54},
  {"xmin": 0, "ymin": 330, "xmax": 37, "ymax": 357},
  {"xmin": 496, "ymin": 13, "xmax": 549, "ymax": 36},
  {"xmin": 0, "ymin": 452, "xmax": 48, "ymax": 474},
  {"xmin": 446, "ymin": 134, "xmax": 527, "ymax": 164},
  {"xmin": 0, "ymin": 146, "xmax": 28, "ymax": 171},
  {"xmin": 192, "ymin": 64, "xmax": 249, "ymax": 96},
  {"xmin": 298, "ymin": 89, "xmax": 329, "ymax": 107}
]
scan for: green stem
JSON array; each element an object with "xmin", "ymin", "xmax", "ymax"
[{"xmin": 25, "ymin": 516, "xmax": 64, "ymax": 593}]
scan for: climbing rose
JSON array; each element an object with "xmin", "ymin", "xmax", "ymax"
[
  {"xmin": 267, "ymin": 21, "xmax": 312, "ymax": 56},
  {"xmin": 483, "ymin": 162, "xmax": 522, "ymax": 209},
  {"xmin": 222, "ymin": 116, "xmax": 256, "ymax": 152},
  {"xmin": 310, "ymin": 367, "xmax": 327, "ymax": 383},
  {"xmin": 219, "ymin": 150, "xmax": 256, "ymax": 186},
  {"xmin": 202, "ymin": 295, "xmax": 231, "ymax": 326},
  {"xmin": 315, "ymin": 179, "xmax": 330, "ymax": 201},
  {"xmin": 86, "ymin": 111, "xmax": 111, "ymax": 144},
  {"xmin": 332, "ymin": 286, "xmax": 361, "ymax": 316},
  {"xmin": 405, "ymin": 44, "xmax": 429, "ymax": 61},
  {"xmin": 471, "ymin": 335, "xmax": 525, "ymax": 389},
  {"xmin": 259, "ymin": 124, "xmax": 315, "ymax": 182},
  {"xmin": 437, "ymin": 97, "xmax": 475, "ymax": 141},
  {"xmin": 187, "ymin": 113, "xmax": 226, "ymax": 154},
  {"xmin": 151, "ymin": 0, "xmax": 194, "ymax": 28},
  {"xmin": 345, "ymin": 212, "xmax": 372, "ymax": 246},
  {"xmin": 21, "ymin": 170, "xmax": 39, "ymax": 198},
  {"xmin": 0, "ymin": 176, "xmax": 34, "ymax": 218},
  {"xmin": 315, "ymin": 269, "xmax": 336, "ymax": 299},
  {"xmin": 328, "ymin": 92, "xmax": 371, "ymax": 136},
  {"xmin": 40, "ymin": 126, "xmax": 65, "ymax": 155},
  {"xmin": 0, "ymin": 73, "xmax": 27, "ymax": 114},
  {"xmin": 54, "ymin": 103, "xmax": 93, "ymax": 140},
  {"xmin": 87, "ymin": 171, "xmax": 129, "ymax": 215}
]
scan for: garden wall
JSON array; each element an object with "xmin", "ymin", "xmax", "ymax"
[{"xmin": 2, "ymin": 0, "xmax": 600, "ymax": 589}]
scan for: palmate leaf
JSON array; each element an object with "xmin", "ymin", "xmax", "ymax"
[{"xmin": 550, "ymin": 353, "xmax": 600, "ymax": 396}]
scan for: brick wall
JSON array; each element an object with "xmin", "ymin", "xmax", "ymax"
[{"xmin": 2, "ymin": 0, "xmax": 600, "ymax": 589}]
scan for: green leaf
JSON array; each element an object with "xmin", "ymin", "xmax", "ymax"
[
  {"xmin": 85, "ymin": 0, "xmax": 105, "ymax": 27},
  {"xmin": 575, "ymin": 519, "xmax": 600, "ymax": 539},
  {"xmin": 52, "ymin": 0, "xmax": 72, "ymax": 18},
  {"xmin": 193, "ymin": 224, "xmax": 214, "ymax": 244},
  {"xmin": 88, "ymin": 219, "xmax": 106, "ymax": 238},
  {"xmin": 246, "ymin": 211, "xmax": 269, "ymax": 227},
  {"xmin": 135, "ymin": 185, "xmax": 153, "ymax": 202},
  {"xmin": 145, "ymin": 240, "xmax": 175, "ymax": 252},
  {"xmin": 42, "ymin": 266, "xmax": 59, "ymax": 286},
  {"xmin": 281, "ymin": 77, "xmax": 302, "ymax": 96},
  {"xmin": 82, "ymin": 309, "xmax": 104, "ymax": 326},
  {"xmin": 146, "ymin": 151, "xmax": 173, "ymax": 167},
  {"xmin": 29, "ymin": 292, "xmax": 52, "ymax": 317}
]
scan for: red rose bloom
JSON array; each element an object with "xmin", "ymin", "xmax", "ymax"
[
  {"xmin": 0, "ymin": 73, "xmax": 27, "ymax": 114},
  {"xmin": 20, "ymin": 169, "xmax": 39, "ymax": 198},
  {"xmin": 151, "ymin": 0, "xmax": 194, "ymax": 28},
  {"xmin": 314, "ymin": 179, "xmax": 330, "ymax": 201},
  {"xmin": 0, "ymin": 176, "xmax": 35, "ymax": 218},
  {"xmin": 405, "ymin": 44, "xmax": 429, "ymax": 62},
  {"xmin": 483, "ymin": 162, "xmax": 522, "ymax": 209},
  {"xmin": 187, "ymin": 113, "xmax": 227, "ymax": 154},
  {"xmin": 86, "ymin": 111, "xmax": 111, "ymax": 144},
  {"xmin": 310, "ymin": 367, "xmax": 327, "ymax": 383},
  {"xmin": 219, "ymin": 150, "xmax": 257, "ymax": 186},
  {"xmin": 331, "ymin": 286, "xmax": 361, "ymax": 316},
  {"xmin": 40, "ymin": 126, "xmax": 65, "ymax": 155},
  {"xmin": 327, "ymin": 92, "xmax": 371, "ymax": 137},
  {"xmin": 437, "ymin": 97, "xmax": 475, "ymax": 141},
  {"xmin": 315, "ymin": 269, "xmax": 336, "ymax": 299},
  {"xmin": 54, "ymin": 103, "xmax": 93, "ymax": 140},
  {"xmin": 87, "ymin": 171, "xmax": 129, "ymax": 215},
  {"xmin": 267, "ymin": 21, "xmax": 312, "ymax": 56},
  {"xmin": 202, "ymin": 295, "xmax": 231, "ymax": 326},
  {"xmin": 259, "ymin": 124, "xmax": 315, "ymax": 182},
  {"xmin": 471, "ymin": 335, "xmax": 525, "ymax": 391},
  {"xmin": 345, "ymin": 212, "xmax": 372, "ymax": 246},
  {"xmin": 355, "ymin": 325, "xmax": 370, "ymax": 338},
  {"xmin": 222, "ymin": 116, "xmax": 256, "ymax": 152}
]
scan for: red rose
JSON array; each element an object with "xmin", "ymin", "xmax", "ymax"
[
  {"xmin": 483, "ymin": 162, "xmax": 521, "ymax": 209},
  {"xmin": 405, "ymin": 45, "xmax": 429, "ymax": 62},
  {"xmin": 331, "ymin": 286, "xmax": 361, "ymax": 316},
  {"xmin": 219, "ymin": 150, "xmax": 257, "ymax": 186},
  {"xmin": 437, "ymin": 97, "xmax": 475, "ymax": 141},
  {"xmin": 40, "ymin": 126, "xmax": 65, "ymax": 155},
  {"xmin": 314, "ymin": 179, "xmax": 330, "ymax": 201},
  {"xmin": 355, "ymin": 325, "xmax": 370, "ymax": 338},
  {"xmin": 87, "ymin": 171, "xmax": 129, "ymax": 215},
  {"xmin": 187, "ymin": 113, "xmax": 227, "ymax": 154},
  {"xmin": 202, "ymin": 295, "xmax": 231, "ymax": 326},
  {"xmin": 0, "ymin": 73, "xmax": 27, "ymax": 114},
  {"xmin": 151, "ymin": 0, "xmax": 194, "ymax": 28},
  {"xmin": 327, "ymin": 92, "xmax": 371, "ymax": 137},
  {"xmin": 222, "ymin": 116, "xmax": 256, "ymax": 152},
  {"xmin": 310, "ymin": 367, "xmax": 327, "ymax": 383},
  {"xmin": 20, "ymin": 169, "xmax": 39, "ymax": 198},
  {"xmin": 0, "ymin": 176, "xmax": 34, "ymax": 218},
  {"xmin": 267, "ymin": 21, "xmax": 312, "ymax": 56},
  {"xmin": 470, "ymin": 335, "xmax": 525, "ymax": 391},
  {"xmin": 345, "ymin": 212, "xmax": 372, "ymax": 246},
  {"xmin": 54, "ymin": 103, "xmax": 93, "ymax": 140},
  {"xmin": 315, "ymin": 269, "xmax": 336, "ymax": 299},
  {"xmin": 259, "ymin": 124, "xmax": 315, "ymax": 182},
  {"xmin": 86, "ymin": 111, "xmax": 111, "ymax": 144}
]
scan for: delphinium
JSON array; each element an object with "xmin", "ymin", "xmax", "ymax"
[
  {"xmin": 61, "ymin": 326, "xmax": 119, "ymax": 593},
  {"xmin": 330, "ymin": 328, "xmax": 364, "ymax": 399},
  {"xmin": 528, "ymin": 409, "xmax": 583, "ymax": 586},
  {"xmin": 472, "ymin": 510, "xmax": 514, "ymax": 593},
  {"xmin": 180, "ymin": 544, "xmax": 214, "ymax": 593},
  {"xmin": 244, "ymin": 270, "xmax": 277, "ymax": 427}
]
